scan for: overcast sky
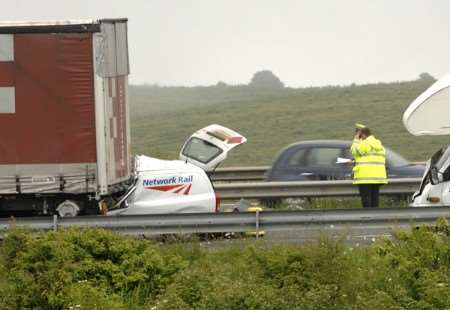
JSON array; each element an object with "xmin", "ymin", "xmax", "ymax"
[{"xmin": 2, "ymin": 0, "xmax": 450, "ymax": 87}]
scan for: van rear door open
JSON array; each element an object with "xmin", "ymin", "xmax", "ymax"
[{"xmin": 179, "ymin": 124, "xmax": 247, "ymax": 171}]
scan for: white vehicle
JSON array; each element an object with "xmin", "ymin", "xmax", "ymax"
[
  {"xmin": 107, "ymin": 124, "xmax": 247, "ymax": 215},
  {"xmin": 403, "ymin": 74, "xmax": 450, "ymax": 206}
]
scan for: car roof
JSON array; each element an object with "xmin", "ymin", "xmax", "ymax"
[
  {"xmin": 275, "ymin": 139, "xmax": 409, "ymax": 164},
  {"xmin": 271, "ymin": 140, "xmax": 352, "ymax": 163},
  {"xmin": 284, "ymin": 140, "xmax": 352, "ymax": 149}
]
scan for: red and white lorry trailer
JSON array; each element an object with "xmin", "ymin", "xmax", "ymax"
[{"xmin": 0, "ymin": 19, "xmax": 132, "ymax": 215}]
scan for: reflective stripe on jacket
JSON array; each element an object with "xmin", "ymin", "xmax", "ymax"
[{"xmin": 350, "ymin": 135, "xmax": 388, "ymax": 184}]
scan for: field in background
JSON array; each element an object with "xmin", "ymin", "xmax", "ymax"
[{"xmin": 129, "ymin": 78, "xmax": 445, "ymax": 166}]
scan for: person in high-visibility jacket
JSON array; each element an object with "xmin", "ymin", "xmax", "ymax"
[{"xmin": 351, "ymin": 124, "xmax": 387, "ymax": 208}]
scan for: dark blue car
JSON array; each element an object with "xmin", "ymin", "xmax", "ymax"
[{"xmin": 266, "ymin": 140, "xmax": 425, "ymax": 181}]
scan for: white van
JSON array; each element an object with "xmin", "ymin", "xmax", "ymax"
[
  {"xmin": 106, "ymin": 125, "xmax": 246, "ymax": 215},
  {"xmin": 403, "ymin": 74, "xmax": 450, "ymax": 206}
]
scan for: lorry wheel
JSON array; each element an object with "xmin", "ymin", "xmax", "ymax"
[{"xmin": 56, "ymin": 200, "xmax": 81, "ymax": 217}]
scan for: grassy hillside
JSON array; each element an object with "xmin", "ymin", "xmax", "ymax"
[{"xmin": 129, "ymin": 79, "xmax": 446, "ymax": 166}]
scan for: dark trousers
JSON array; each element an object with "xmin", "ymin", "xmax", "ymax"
[{"xmin": 358, "ymin": 184, "xmax": 380, "ymax": 208}]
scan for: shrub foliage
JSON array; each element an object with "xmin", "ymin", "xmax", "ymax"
[{"xmin": 0, "ymin": 220, "xmax": 448, "ymax": 309}]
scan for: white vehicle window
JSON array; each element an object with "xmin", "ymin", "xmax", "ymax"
[
  {"xmin": 182, "ymin": 137, "xmax": 223, "ymax": 164},
  {"xmin": 435, "ymin": 146, "xmax": 450, "ymax": 170}
]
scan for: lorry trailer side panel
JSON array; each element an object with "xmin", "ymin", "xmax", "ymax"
[
  {"xmin": 0, "ymin": 33, "xmax": 97, "ymax": 165},
  {"xmin": 0, "ymin": 19, "xmax": 131, "ymax": 197}
]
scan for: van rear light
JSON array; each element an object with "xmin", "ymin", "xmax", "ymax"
[
  {"xmin": 215, "ymin": 192, "xmax": 221, "ymax": 212},
  {"xmin": 427, "ymin": 197, "xmax": 440, "ymax": 203}
]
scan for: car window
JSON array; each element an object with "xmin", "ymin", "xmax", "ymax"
[
  {"xmin": 287, "ymin": 148, "xmax": 307, "ymax": 167},
  {"xmin": 306, "ymin": 148, "xmax": 342, "ymax": 167},
  {"xmin": 386, "ymin": 149, "xmax": 410, "ymax": 167},
  {"xmin": 342, "ymin": 148, "xmax": 353, "ymax": 160}
]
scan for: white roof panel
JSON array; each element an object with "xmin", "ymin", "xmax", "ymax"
[
  {"xmin": 403, "ymin": 74, "xmax": 450, "ymax": 136},
  {"xmin": 0, "ymin": 20, "xmax": 96, "ymax": 27}
]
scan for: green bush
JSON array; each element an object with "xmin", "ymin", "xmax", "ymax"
[
  {"xmin": 0, "ymin": 219, "xmax": 448, "ymax": 309},
  {"xmin": 150, "ymin": 220, "xmax": 449, "ymax": 310},
  {"xmin": 0, "ymin": 228, "xmax": 185, "ymax": 309}
]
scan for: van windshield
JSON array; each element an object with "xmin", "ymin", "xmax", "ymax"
[{"xmin": 435, "ymin": 146, "xmax": 450, "ymax": 170}]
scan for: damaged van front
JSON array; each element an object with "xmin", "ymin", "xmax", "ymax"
[
  {"xmin": 410, "ymin": 147, "xmax": 450, "ymax": 207},
  {"xmin": 107, "ymin": 125, "xmax": 246, "ymax": 215}
]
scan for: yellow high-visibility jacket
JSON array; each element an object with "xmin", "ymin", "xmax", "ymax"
[{"xmin": 351, "ymin": 135, "xmax": 388, "ymax": 184}]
